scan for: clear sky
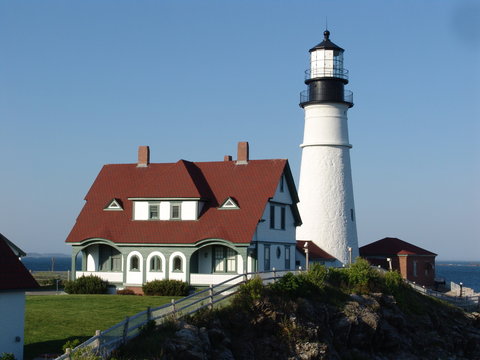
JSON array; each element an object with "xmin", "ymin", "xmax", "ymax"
[{"xmin": 0, "ymin": 1, "xmax": 479, "ymax": 260}]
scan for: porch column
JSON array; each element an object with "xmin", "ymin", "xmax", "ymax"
[{"xmin": 71, "ymin": 247, "xmax": 81, "ymax": 280}]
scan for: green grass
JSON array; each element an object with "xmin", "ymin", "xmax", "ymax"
[{"xmin": 24, "ymin": 295, "xmax": 178, "ymax": 360}]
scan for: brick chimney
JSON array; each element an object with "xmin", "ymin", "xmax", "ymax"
[
  {"xmin": 236, "ymin": 141, "xmax": 249, "ymax": 165},
  {"xmin": 137, "ymin": 146, "xmax": 150, "ymax": 167},
  {"xmin": 224, "ymin": 155, "xmax": 232, "ymax": 161}
]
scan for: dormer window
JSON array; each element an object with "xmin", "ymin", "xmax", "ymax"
[
  {"xmin": 104, "ymin": 198, "xmax": 123, "ymax": 211},
  {"xmin": 171, "ymin": 203, "xmax": 181, "ymax": 220},
  {"xmin": 149, "ymin": 204, "xmax": 159, "ymax": 219},
  {"xmin": 219, "ymin": 197, "xmax": 239, "ymax": 210}
]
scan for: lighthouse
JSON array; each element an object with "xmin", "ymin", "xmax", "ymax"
[{"xmin": 296, "ymin": 30, "xmax": 359, "ymax": 265}]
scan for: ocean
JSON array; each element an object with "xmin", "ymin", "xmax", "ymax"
[
  {"xmin": 20, "ymin": 257, "xmax": 480, "ymax": 293},
  {"xmin": 436, "ymin": 261, "xmax": 480, "ymax": 293}
]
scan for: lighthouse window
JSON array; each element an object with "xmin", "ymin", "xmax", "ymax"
[{"xmin": 350, "ymin": 209, "xmax": 355, "ymax": 222}]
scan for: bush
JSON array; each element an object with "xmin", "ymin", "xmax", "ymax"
[
  {"xmin": 347, "ymin": 258, "xmax": 382, "ymax": 294},
  {"xmin": 305, "ymin": 263, "xmax": 328, "ymax": 287},
  {"xmin": 117, "ymin": 288, "xmax": 136, "ymax": 295},
  {"xmin": 0, "ymin": 353, "xmax": 15, "ymax": 360},
  {"xmin": 142, "ymin": 280, "xmax": 190, "ymax": 296},
  {"xmin": 271, "ymin": 272, "xmax": 313, "ymax": 298},
  {"xmin": 232, "ymin": 276, "xmax": 265, "ymax": 309},
  {"xmin": 383, "ymin": 270, "xmax": 403, "ymax": 293},
  {"xmin": 64, "ymin": 275, "xmax": 108, "ymax": 294}
]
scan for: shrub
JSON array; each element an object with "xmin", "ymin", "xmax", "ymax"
[
  {"xmin": 64, "ymin": 275, "xmax": 108, "ymax": 294},
  {"xmin": 142, "ymin": 279, "xmax": 190, "ymax": 296},
  {"xmin": 347, "ymin": 258, "xmax": 382, "ymax": 294},
  {"xmin": 325, "ymin": 267, "xmax": 349, "ymax": 289},
  {"xmin": 271, "ymin": 272, "xmax": 313, "ymax": 298},
  {"xmin": 0, "ymin": 353, "xmax": 15, "ymax": 360},
  {"xmin": 305, "ymin": 263, "xmax": 328, "ymax": 287},
  {"xmin": 117, "ymin": 288, "xmax": 136, "ymax": 295},
  {"xmin": 62, "ymin": 339, "xmax": 81, "ymax": 353},
  {"xmin": 383, "ymin": 270, "xmax": 403, "ymax": 293},
  {"xmin": 232, "ymin": 276, "xmax": 265, "ymax": 309}
]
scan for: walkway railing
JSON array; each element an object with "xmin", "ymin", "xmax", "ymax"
[
  {"xmin": 55, "ymin": 269, "xmax": 295, "ymax": 360},
  {"xmin": 406, "ymin": 280, "xmax": 480, "ymax": 311}
]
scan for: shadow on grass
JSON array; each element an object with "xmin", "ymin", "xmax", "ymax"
[{"xmin": 24, "ymin": 336, "xmax": 90, "ymax": 360}]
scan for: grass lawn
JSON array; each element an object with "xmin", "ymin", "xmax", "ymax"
[{"xmin": 24, "ymin": 294, "xmax": 178, "ymax": 360}]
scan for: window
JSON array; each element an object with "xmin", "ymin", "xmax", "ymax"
[
  {"xmin": 213, "ymin": 247, "xmax": 237, "ymax": 273},
  {"xmin": 130, "ymin": 255, "xmax": 140, "ymax": 271},
  {"xmin": 226, "ymin": 248, "xmax": 236, "ymax": 272},
  {"xmin": 270, "ymin": 205, "xmax": 275, "ymax": 229},
  {"xmin": 214, "ymin": 247, "xmax": 225, "ymax": 272},
  {"xmin": 285, "ymin": 246, "xmax": 290, "ymax": 269},
  {"xmin": 413, "ymin": 260, "xmax": 417, "ymax": 277},
  {"xmin": 99, "ymin": 245, "xmax": 121, "ymax": 272},
  {"xmin": 264, "ymin": 246, "xmax": 270, "ymax": 271},
  {"xmin": 171, "ymin": 203, "xmax": 181, "ymax": 220},
  {"xmin": 280, "ymin": 207, "xmax": 286, "ymax": 230},
  {"xmin": 173, "ymin": 256, "xmax": 182, "ymax": 272},
  {"xmin": 276, "ymin": 247, "xmax": 281, "ymax": 259},
  {"xmin": 270, "ymin": 204, "xmax": 286, "ymax": 230},
  {"xmin": 149, "ymin": 204, "xmax": 159, "ymax": 219},
  {"xmin": 350, "ymin": 209, "xmax": 355, "ymax": 222},
  {"xmin": 279, "ymin": 175, "xmax": 284, "ymax": 192},
  {"xmin": 150, "ymin": 256, "xmax": 162, "ymax": 272}
]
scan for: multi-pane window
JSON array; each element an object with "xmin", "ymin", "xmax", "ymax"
[
  {"xmin": 149, "ymin": 204, "xmax": 159, "ymax": 219},
  {"xmin": 171, "ymin": 203, "xmax": 181, "ymax": 220},
  {"xmin": 264, "ymin": 246, "xmax": 270, "ymax": 271},
  {"xmin": 130, "ymin": 255, "xmax": 140, "ymax": 271},
  {"xmin": 214, "ymin": 247, "xmax": 237, "ymax": 273},
  {"xmin": 150, "ymin": 256, "xmax": 162, "ymax": 272},
  {"xmin": 173, "ymin": 256, "xmax": 183, "ymax": 272},
  {"xmin": 99, "ymin": 245, "xmax": 121, "ymax": 272},
  {"xmin": 214, "ymin": 247, "xmax": 225, "ymax": 272},
  {"xmin": 285, "ymin": 246, "xmax": 290, "ymax": 269},
  {"xmin": 226, "ymin": 248, "xmax": 236, "ymax": 272}
]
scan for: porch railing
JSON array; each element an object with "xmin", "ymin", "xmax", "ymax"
[{"xmin": 55, "ymin": 269, "xmax": 295, "ymax": 360}]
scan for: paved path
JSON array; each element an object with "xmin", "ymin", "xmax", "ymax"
[{"xmin": 26, "ymin": 290, "xmax": 67, "ymax": 295}]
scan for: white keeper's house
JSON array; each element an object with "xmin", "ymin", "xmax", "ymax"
[{"xmin": 66, "ymin": 142, "xmax": 301, "ymax": 291}]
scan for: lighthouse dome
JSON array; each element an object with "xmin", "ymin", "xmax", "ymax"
[{"xmin": 309, "ymin": 30, "xmax": 344, "ymax": 52}]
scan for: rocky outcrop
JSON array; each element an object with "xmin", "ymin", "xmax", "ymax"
[{"xmin": 156, "ymin": 293, "xmax": 480, "ymax": 360}]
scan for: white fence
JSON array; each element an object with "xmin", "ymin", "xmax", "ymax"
[
  {"xmin": 407, "ymin": 280, "xmax": 479, "ymax": 311},
  {"xmin": 55, "ymin": 269, "xmax": 294, "ymax": 360}
]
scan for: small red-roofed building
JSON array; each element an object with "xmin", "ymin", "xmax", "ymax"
[
  {"xmin": 0, "ymin": 233, "xmax": 39, "ymax": 360},
  {"xmin": 360, "ymin": 237, "xmax": 437, "ymax": 287},
  {"xmin": 66, "ymin": 143, "xmax": 302, "ymax": 291},
  {"xmin": 295, "ymin": 240, "xmax": 338, "ymax": 269}
]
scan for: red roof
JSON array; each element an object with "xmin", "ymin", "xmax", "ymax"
[
  {"xmin": 296, "ymin": 240, "xmax": 336, "ymax": 260},
  {"xmin": 66, "ymin": 159, "xmax": 300, "ymax": 245},
  {"xmin": 359, "ymin": 237, "xmax": 437, "ymax": 257},
  {"xmin": 0, "ymin": 235, "xmax": 39, "ymax": 291}
]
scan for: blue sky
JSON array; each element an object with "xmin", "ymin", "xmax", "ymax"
[{"xmin": 0, "ymin": 1, "xmax": 479, "ymax": 260}]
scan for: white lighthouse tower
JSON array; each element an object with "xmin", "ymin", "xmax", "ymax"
[{"xmin": 296, "ymin": 30, "xmax": 359, "ymax": 265}]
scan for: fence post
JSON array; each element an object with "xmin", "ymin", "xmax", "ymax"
[
  {"xmin": 243, "ymin": 270, "xmax": 247, "ymax": 283},
  {"xmin": 147, "ymin": 306, "xmax": 152, "ymax": 321},
  {"xmin": 122, "ymin": 316, "xmax": 129, "ymax": 344},
  {"xmin": 273, "ymin": 267, "xmax": 276, "ymax": 282},
  {"xmin": 65, "ymin": 348, "xmax": 71, "ymax": 360},
  {"xmin": 209, "ymin": 284, "xmax": 214, "ymax": 310},
  {"xmin": 93, "ymin": 329, "xmax": 101, "ymax": 349},
  {"xmin": 171, "ymin": 299, "xmax": 176, "ymax": 319}
]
